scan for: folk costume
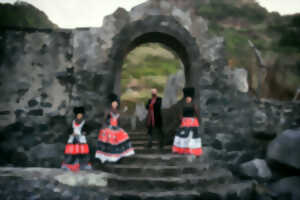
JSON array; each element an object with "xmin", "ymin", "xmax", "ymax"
[
  {"xmin": 61, "ymin": 107, "xmax": 92, "ymax": 171},
  {"xmin": 172, "ymin": 88, "xmax": 203, "ymax": 156},
  {"xmin": 95, "ymin": 94, "xmax": 135, "ymax": 163},
  {"xmin": 145, "ymin": 94, "xmax": 164, "ymax": 148}
]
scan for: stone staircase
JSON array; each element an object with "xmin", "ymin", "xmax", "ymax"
[{"xmin": 94, "ymin": 131, "xmax": 254, "ymax": 200}]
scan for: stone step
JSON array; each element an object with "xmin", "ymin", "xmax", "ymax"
[
  {"xmin": 107, "ymin": 180, "xmax": 254, "ymax": 200},
  {"xmin": 107, "ymin": 170, "xmax": 234, "ymax": 191},
  {"xmin": 109, "ymin": 190, "xmax": 200, "ymax": 200},
  {"xmin": 118, "ymin": 154, "xmax": 200, "ymax": 165},
  {"xmin": 132, "ymin": 140, "xmax": 154, "ymax": 144},
  {"xmin": 129, "ymin": 135, "xmax": 149, "ymax": 141},
  {"xmin": 129, "ymin": 131, "xmax": 148, "ymax": 134},
  {"xmin": 134, "ymin": 146, "xmax": 172, "ymax": 154},
  {"xmin": 128, "ymin": 132, "xmax": 148, "ymax": 137},
  {"xmin": 133, "ymin": 145, "xmax": 172, "ymax": 149},
  {"xmin": 95, "ymin": 164, "xmax": 213, "ymax": 177},
  {"xmin": 131, "ymin": 140, "xmax": 159, "ymax": 147},
  {"xmin": 129, "ymin": 138, "xmax": 149, "ymax": 143}
]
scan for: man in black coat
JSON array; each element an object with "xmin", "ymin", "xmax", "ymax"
[{"xmin": 145, "ymin": 88, "xmax": 164, "ymax": 149}]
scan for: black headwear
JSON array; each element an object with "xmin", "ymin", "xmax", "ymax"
[
  {"xmin": 183, "ymin": 87, "xmax": 195, "ymax": 98},
  {"xmin": 73, "ymin": 106, "xmax": 85, "ymax": 115},
  {"xmin": 108, "ymin": 93, "xmax": 120, "ymax": 105}
]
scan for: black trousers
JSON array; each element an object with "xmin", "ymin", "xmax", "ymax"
[{"xmin": 147, "ymin": 126, "xmax": 164, "ymax": 148}]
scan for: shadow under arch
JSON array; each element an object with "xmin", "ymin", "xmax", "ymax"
[{"xmin": 108, "ymin": 15, "xmax": 201, "ymax": 95}]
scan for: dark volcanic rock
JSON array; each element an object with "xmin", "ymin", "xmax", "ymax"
[
  {"xmin": 28, "ymin": 109, "xmax": 44, "ymax": 116},
  {"xmin": 41, "ymin": 102, "xmax": 52, "ymax": 108},
  {"xmin": 14, "ymin": 109, "xmax": 25, "ymax": 118},
  {"xmin": 267, "ymin": 129, "xmax": 300, "ymax": 170},
  {"xmin": 10, "ymin": 151, "xmax": 28, "ymax": 166},
  {"xmin": 0, "ymin": 110, "xmax": 10, "ymax": 115},
  {"xmin": 27, "ymin": 143, "xmax": 64, "ymax": 167},
  {"xmin": 22, "ymin": 126, "xmax": 35, "ymax": 134},
  {"xmin": 199, "ymin": 192, "xmax": 222, "ymax": 200},
  {"xmin": 38, "ymin": 123, "xmax": 49, "ymax": 132},
  {"xmin": 270, "ymin": 176, "xmax": 300, "ymax": 200},
  {"xmin": 0, "ymin": 168, "xmax": 109, "ymax": 200},
  {"xmin": 238, "ymin": 159, "xmax": 272, "ymax": 180},
  {"xmin": 0, "ymin": 122, "xmax": 23, "ymax": 139},
  {"xmin": 28, "ymin": 99, "xmax": 39, "ymax": 107}
]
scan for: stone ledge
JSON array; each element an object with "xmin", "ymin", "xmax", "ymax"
[{"xmin": 0, "ymin": 167, "xmax": 109, "ymax": 187}]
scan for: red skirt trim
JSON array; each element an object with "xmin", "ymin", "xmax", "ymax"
[
  {"xmin": 172, "ymin": 146, "xmax": 203, "ymax": 156},
  {"xmin": 64, "ymin": 143, "xmax": 90, "ymax": 155},
  {"xmin": 61, "ymin": 162, "xmax": 91, "ymax": 172},
  {"xmin": 61, "ymin": 163, "xmax": 80, "ymax": 172},
  {"xmin": 95, "ymin": 147, "xmax": 135, "ymax": 158},
  {"xmin": 180, "ymin": 117, "xmax": 200, "ymax": 127},
  {"xmin": 98, "ymin": 128, "xmax": 129, "ymax": 145}
]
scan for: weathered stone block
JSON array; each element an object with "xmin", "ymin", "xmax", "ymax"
[{"xmin": 28, "ymin": 109, "xmax": 43, "ymax": 116}]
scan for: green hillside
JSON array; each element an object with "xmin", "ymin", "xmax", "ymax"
[
  {"xmin": 195, "ymin": 0, "xmax": 300, "ymax": 100},
  {"xmin": 0, "ymin": 1, "xmax": 58, "ymax": 29},
  {"xmin": 121, "ymin": 44, "xmax": 182, "ymax": 113},
  {"xmin": 121, "ymin": 0, "xmax": 300, "ymax": 111}
]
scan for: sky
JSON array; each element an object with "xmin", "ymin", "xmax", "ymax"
[
  {"xmin": 1, "ymin": 0, "xmax": 148, "ymax": 28},
  {"xmin": 1, "ymin": 0, "xmax": 299, "ymax": 28},
  {"xmin": 257, "ymin": 0, "xmax": 300, "ymax": 15}
]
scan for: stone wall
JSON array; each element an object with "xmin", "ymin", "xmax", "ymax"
[{"xmin": 0, "ymin": 0, "xmax": 300, "ymax": 167}]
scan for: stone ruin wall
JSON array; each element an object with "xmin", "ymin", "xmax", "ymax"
[{"xmin": 0, "ymin": 0, "xmax": 299, "ymax": 166}]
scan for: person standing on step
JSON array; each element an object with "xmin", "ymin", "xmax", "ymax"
[
  {"xmin": 172, "ymin": 87, "xmax": 203, "ymax": 156},
  {"xmin": 61, "ymin": 106, "xmax": 92, "ymax": 171},
  {"xmin": 95, "ymin": 93, "xmax": 135, "ymax": 163},
  {"xmin": 145, "ymin": 88, "xmax": 164, "ymax": 149}
]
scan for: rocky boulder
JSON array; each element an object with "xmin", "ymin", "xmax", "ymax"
[
  {"xmin": 239, "ymin": 159, "xmax": 272, "ymax": 180},
  {"xmin": 267, "ymin": 129, "xmax": 300, "ymax": 170},
  {"xmin": 162, "ymin": 70, "xmax": 185, "ymax": 109},
  {"xmin": 252, "ymin": 109, "xmax": 275, "ymax": 140},
  {"xmin": 232, "ymin": 68, "xmax": 249, "ymax": 93},
  {"xmin": 270, "ymin": 176, "xmax": 300, "ymax": 200},
  {"xmin": 0, "ymin": 167, "xmax": 109, "ymax": 200},
  {"xmin": 134, "ymin": 103, "xmax": 148, "ymax": 122},
  {"xmin": 26, "ymin": 143, "xmax": 65, "ymax": 167}
]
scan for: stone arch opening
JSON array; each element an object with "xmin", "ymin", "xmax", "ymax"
[
  {"xmin": 120, "ymin": 42, "xmax": 183, "ymax": 115},
  {"xmin": 108, "ymin": 15, "xmax": 201, "ymax": 95}
]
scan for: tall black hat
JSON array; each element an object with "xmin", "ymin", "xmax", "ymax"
[
  {"xmin": 108, "ymin": 93, "xmax": 120, "ymax": 104},
  {"xmin": 73, "ymin": 106, "xmax": 85, "ymax": 115},
  {"xmin": 183, "ymin": 87, "xmax": 195, "ymax": 98}
]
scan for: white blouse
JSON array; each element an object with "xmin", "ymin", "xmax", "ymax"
[{"xmin": 72, "ymin": 120, "xmax": 85, "ymax": 135}]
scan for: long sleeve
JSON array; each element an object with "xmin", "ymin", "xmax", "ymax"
[
  {"xmin": 194, "ymin": 104, "xmax": 200, "ymax": 120},
  {"xmin": 102, "ymin": 111, "xmax": 109, "ymax": 127},
  {"xmin": 179, "ymin": 107, "xmax": 183, "ymax": 120},
  {"xmin": 157, "ymin": 98, "xmax": 162, "ymax": 109},
  {"xmin": 117, "ymin": 116, "xmax": 121, "ymax": 127},
  {"xmin": 72, "ymin": 120, "xmax": 75, "ymax": 130},
  {"xmin": 175, "ymin": 102, "xmax": 182, "ymax": 124},
  {"xmin": 145, "ymin": 99, "xmax": 150, "ymax": 110}
]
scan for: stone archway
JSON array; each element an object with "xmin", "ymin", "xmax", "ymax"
[
  {"xmin": 108, "ymin": 15, "xmax": 201, "ymax": 95},
  {"xmin": 1, "ymin": 0, "xmax": 300, "ymax": 183}
]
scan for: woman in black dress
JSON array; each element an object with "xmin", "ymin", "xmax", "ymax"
[
  {"xmin": 172, "ymin": 87, "xmax": 203, "ymax": 156},
  {"xmin": 61, "ymin": 107, "xmax": 92, "ymax": 171}
]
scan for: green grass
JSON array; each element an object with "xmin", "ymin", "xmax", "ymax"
[
  {"xmin": 196, "ymin": 0, "xmax": 267, "ymax": 24},
  {"xmin": 120, "ymin": 43, "xmax": 181, "ymax": 113},
  {"xmin": 122, "ymin": 55, "xmax": 181, "ymax": 79},
  {"xmin": 222, "ymin": 29, "xmax": 252, "ymax": 68}
]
